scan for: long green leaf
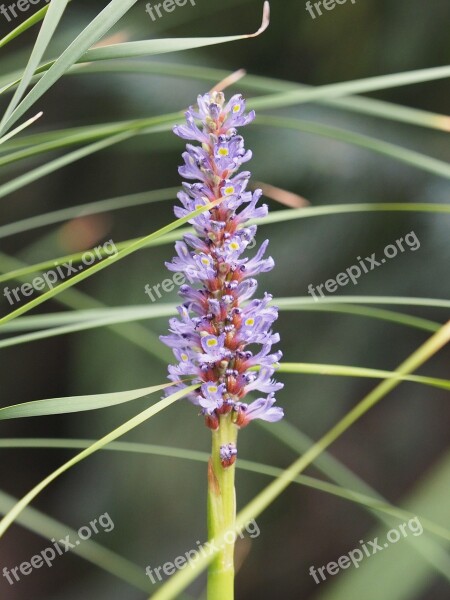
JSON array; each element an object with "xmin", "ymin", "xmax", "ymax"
[
  {"xmin": 0, "ymin": 301, "xmax": 439, "ymax": 334},
  {"xmin": 0, "ymin": 186, "xmax": 179, "ymax": 240},
  {"xmin": 0, "ymin": 5, "xmax": 50, "ymax": 50},
  {"xmin": 0, "ymin": 131, "xmax": 134, "ymax": 200},
  {"xmin": 258, "ymin": 115, "xmax": 450, "ymax": 179},
  {"xmin": 0, "ymin": 384, "xmax": 198, "ymax": 539},
  {"xmin": 1, "ymin": 438, "xmax": 448, "ymax": 544},
  {"xmin": 0, "ymin": 111, "xmax": 42, "ymax": 146},
  {"xmin": 249, "ymin": 66, "xmax": 450, "ymax": 112},
  {"xmin": 0, "ymin": 382, "xmax": 174, "ymax": 420},
  {"xmin": 276, "ymin": 362, "xmax": 450, "ymax": 391},
  {"xmin": 1, "ymin": 202, "xmax": 449, "ymax": 284},
  {"xmin": 0, "ymin": 113, "xmax": 178, "ymax": 168},
  {"xmin": 0, "ymin": 300, "xmax": 445, "ymax": 349}
]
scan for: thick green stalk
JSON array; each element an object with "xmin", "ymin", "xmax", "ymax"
[{"xmin": 207, "ymin": 415, "xmax": 238, "ymax": 600}]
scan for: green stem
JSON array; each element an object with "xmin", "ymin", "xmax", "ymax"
[{"xmin": 207, "ymin": 415, "xmax": 238, "ymax": 600}]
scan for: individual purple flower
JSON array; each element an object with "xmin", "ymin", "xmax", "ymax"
[
  {"xmin": 161, "ymin": 91, "xmax": 284, "ymax": 457},
  {"xmin": 220, "ymin": 443, "xmax": 238, "ymax": 468}
]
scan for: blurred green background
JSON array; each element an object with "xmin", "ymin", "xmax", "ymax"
[{"xmin": 0, "ymin": 0, "xmax": 449, "ymax": 598}]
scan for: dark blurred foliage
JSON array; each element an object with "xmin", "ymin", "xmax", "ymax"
[{"xmin": 0, "ymin": 0, "xmax": 449, "ymax": 599}]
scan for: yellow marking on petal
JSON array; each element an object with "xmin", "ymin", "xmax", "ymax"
[
  {"xmin": 201, "ymin": 257, "xmax": 210, "ymax": 265},
  {"xmin": 206, "ymin": 339, "xmax": 218, "ymax": 347},
  {"xmin": 218, "ymin": 148, "xmax": 229, "ymax": 157},
  {"xmin": 207, "ymin": 386, "xmax": 218, "ymax": 394},
  {"xmin": 233, "ymin": 104, "xmax": 240, "ymax": 113},
  {"xmin": 229, "ymin": 242, "xmax": 240, "ymax": 251},
  {"xmin": 181, "ymin": 354, "xmax": 188, "ymax": 362},
  {"xmin": 245, "ymin": 318, "xmax": 255, "ymax": 326},
  {"xmin": 225, "ymin": 186, "xmax": 235, "ymax": 195}
]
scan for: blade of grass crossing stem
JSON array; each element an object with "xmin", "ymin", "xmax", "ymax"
[
  {"xmin": 1, "ymin": 112, "xmax": 448, "ymax": 177},
  {"xmin": 0, "ymin": 309, "xmax": 443, "ymax": 357},
  {"xmin": 0, "ymin": 196, "xmax": 225, "ymax": 325},
  {"xmin": 1, "ymin": 2, "xmax": 269, "ymax": 132},
  {"xmin": 0, "ymin": 0, "xmax": 70, "ymax": 132},
  {"xmin": 1, "ymin": 202, "xmax": 449, "ymax": 284},
  {"xmin": 149, "ymin": 322, "xmax": 450, "ymax": 599},
  {"xmin": 0, "ymin": 384, "xmax": 198, "ymax": 539},
  {"xmin": 0, "ymin": 302, "xmax": 440, "ymax": 334},
  {"xmin": 1, "ymin": 438, "xmax": 449, "ymax": 544}
]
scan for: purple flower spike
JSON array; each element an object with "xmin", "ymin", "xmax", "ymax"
[{"xmin": 161, "ymin": 91, "xmax": 284, "ymax": 431}]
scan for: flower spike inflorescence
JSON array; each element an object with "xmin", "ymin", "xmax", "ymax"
[{"xmin": 161, "ymin": 92, "xmax": 284, "ymax": 466}]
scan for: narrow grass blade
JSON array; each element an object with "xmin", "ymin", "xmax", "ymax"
[
  {"xmin": 0, "ymin": 382, "xmax": 174, "ymax": 420},
  {"xmin": 0, "ymin": 131, "xmax": 133, "ymax": 200},
  {"xmin": 249, "ymin": 66, "xmax": 450, "ymax": 112},
  {"xmin": 0, "ymin": 111, "xmax": 42, "ymax": 147},
  {"xmin": 1, "ymin": 439, "xmax": 449, "ymax": 543},
  {"xmin": 0, "ymin": 308, "xmax": 176, "ymax": 348},
  {"xmin": 0, "ymin": 187, "xmax": 178, "ymax": 240},
  {"xmin": 0, "ymin": 384, "xmax": 198, "ymax": 539},
  {"xmin": 0, "ymin": 5, "xmax": 50, "ymax": 50},
  {"xmin": 257, "ymin": 115, "xmax": 450, "ymax": 179},
  {"xmin": 1, "ymin": 202, "xmax": 449, "ymax": 285},
  {"xmin": 0, "ymin": 302, "xmax": 440, "ymax": 335},
  {"xmin": 0, "ymin": 113, "xmax": 178, "ymax": 168},
  {"xmin": 276, "ymin": 362, "xmax": 450, "ymax": 391}
]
